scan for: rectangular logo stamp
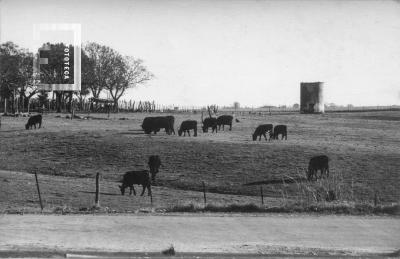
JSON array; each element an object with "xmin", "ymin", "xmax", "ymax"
[{"xmin": 33, "ymin": 23, "xmax": 81, "ymax": 92}]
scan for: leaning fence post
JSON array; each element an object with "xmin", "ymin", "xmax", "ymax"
[
  {"xmin": 260, "ymin": 186, "xmax": 264, "ymax": 205},
  {"xmin": 34, "ymin": 172, "xmax": 43, "ymax": 212},
  {"xmin": 351, "ymin": 177, "xmax": 354, "ymax": 201},
  {"xmin": 150, "ymin": 188, "xmax": 153, "ymax": 206},
  {"xmin": 95, "ymin": 173, "xmax": 100, "ymax": 208},
  {"xmin": 202, "ymin": 181, "xmax": 207, "ymax": 205}
]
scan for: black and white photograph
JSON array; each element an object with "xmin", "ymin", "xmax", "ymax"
[{"xmin": 0, "ymin": 0, "xmax": 399, "ymax": 257}]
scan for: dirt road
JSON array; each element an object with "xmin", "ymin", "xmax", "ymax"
[{"xmin": 0, "ymin": 214, "xmax": 399, "ymax": 257}]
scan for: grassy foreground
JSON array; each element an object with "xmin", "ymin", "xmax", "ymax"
[{"xmin": 0, "ymin": 110, "xmax": 399, "ymax": 213}]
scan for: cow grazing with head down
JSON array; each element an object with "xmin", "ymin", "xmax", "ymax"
[
  {"xmin": 119, "ymin": 170, "xmax": 152, "ymax": 196},
  {"xmin": 141, "ymin": 116, "xmax": 173, "ymax": 135},
  {"xmin": 216, "ymin": 115, "xmax": 233, "ymax": 131},
  {"xmin": 178, "ymin": 120, "xmax": 198, "ymax": 137},
  {"xmin": 252, "ymin": 124, "xmax": 273, "ymax": 141},
  {"xmin": 307, "ymin": 155, "xmax": 330, "ymax": 181},
  {"xmin": 271, "ymin": 125, "xmax": 287, "ymax": 140},
  {"xmin": 25, "ymin": 114, "xmax": 42, "ymax": 130},
  {"xmin": 148, "ymin": 155, "xmax": 162, "ymax": 182},
  {"xmin": 202, "ymin": 117, "xmax": 217, "ymax": 133}
]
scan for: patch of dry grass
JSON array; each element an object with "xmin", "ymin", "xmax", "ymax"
[{"xmin": 167, "ymin": 202, "xmax": 400, "ymax": 215}]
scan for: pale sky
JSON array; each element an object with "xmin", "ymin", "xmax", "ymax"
[{"xmin": 1, "ymin": 0, "xmax": 400, "ymax": 107}]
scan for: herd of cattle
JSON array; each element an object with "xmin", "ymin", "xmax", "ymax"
[
  {"xmin": 141, "ymin": 114, "xmax": 235, "ymax": 136},
  {"xmin": 141, "ymin": 114, "xmax": 289, "ymax": 141},
  {"xmin": 19, "ymin": 113, "xmax": 330, "ymax": 196}
]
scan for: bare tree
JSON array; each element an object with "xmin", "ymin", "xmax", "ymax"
[
  {"xmin": 83, "ymin": 43, "xmax": 153, "ymax": 111},
  {"xmin": 105, "ymin": 56, "xmax": 153, "ymax": 111}
]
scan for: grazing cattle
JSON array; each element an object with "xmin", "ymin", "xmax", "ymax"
[
  {"xmin": 119, "ymin": 170, "xmax": 152, "ymax": 196},
  {"xmin": 271, "ymin": 125, "xmax": 287, "ymax": 140},
  {"xmin": 252, "ymin": 124, "xmax": 273, "ymax": 141},
  {"xmin": 165, "ymin": 116, "xmax": 175, "ymax": 135},
  {"xmin": 148, "ymin": 155, "xmax": 162, "ymax": 182},
  {"xmin": 202, "ymin": 117, "xmax": 218, "ymax": 133},
  {"xmin": 25, "ymin": 114, "xmax": 42, "ymax": 130},
  {"xmin": 178, "ymin": 120, "xmax": 198, "ymax": 137},
  {"xmin": 141, "ymin": 116, "xmax": 172, "ymax": 135},
  {"xmin": 307, "ymin": 155, "xmax": 330, "ymax": 181},
  {"xmin": 216, "ymin": 115, "xmax": 233, "ymax": 131}
]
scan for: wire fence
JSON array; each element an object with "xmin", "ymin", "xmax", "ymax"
[
  {"xmin": 1, "ymin": 170, "xmax": 398, "ymax": 214},
  {"xmin": 1, "ymin": 97, "xmax": 399, "ymax": 115}
]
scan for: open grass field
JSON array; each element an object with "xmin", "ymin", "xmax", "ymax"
[{"xmin": 0, "ymin": 110, "xmax": 399, "ymax": 212}]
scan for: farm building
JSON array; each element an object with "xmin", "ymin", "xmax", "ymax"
[{"xmin": 300, "ymin": 82, "xmax": 324, "ymax": 113}]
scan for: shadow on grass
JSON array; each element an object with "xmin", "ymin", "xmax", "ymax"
[
  {"xmin": 243, "ymin": 176, "xmax": 307, "ymax": 186},
  {"xmin": 119, "ymin": 131, "xmax": 146, "ymax": 135},
  {"xmin": 0, "ymin": 129, "xmax": 26, "ymax": 133},
  {"xmin": 79, "ymin": 191, "xmax": 120, "ymax": 196}
]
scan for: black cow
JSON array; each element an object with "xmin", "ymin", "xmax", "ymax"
[
  {"xmin": 118, "ymin": 170, "xmax": 152, "ymax": 196},
  {"xmin": 25, "ymin": 114, "xmax": 42, "ymax": 130},
  {"xmin": 216, "ymin": 115, "xmax": 233, "ymax": 131},
  {"xmin": 307, "ymin": 155, "xmax": 329, "ymax": 181},
  {"xmin": 178, "ymin": 120, "xmax": 198, "ymax": 137},
  {"xmin": 202, "ymin": 117, "xmax": 218, "ymax": 133},
  {"xmin": 252, "ymin": 124, "xmax": 273, "ymax": 141},
  {"xmin": 165, "ymin": 116, "xmax": 175, "ymax": 135},
  {"xmin": 271, "ymin": 125, "xmax": 287, "ymax": 140},
  {"xmin": 141, "ymin": 116, "xmax": 172, "ymax": 135},
  {"xmin": 148, "ymin": 155, "xmax": 162, "ymax": 182}
]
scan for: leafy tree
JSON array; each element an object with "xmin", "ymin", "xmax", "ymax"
[
  {"xmin": 77, "ymin": 49, "xmax": 93, "ymax": 106},
  {"xmin": 83, "ymin": 42, "xmax": 113, "ymax": 100},
  {"xmin": 0, "ymin": 41, "xmax": 35, "ymax": 113}
]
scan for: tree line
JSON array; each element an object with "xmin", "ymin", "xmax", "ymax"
[{"xmin": 0, "ymin": 41, "xmax": 153, "ymax": 113}]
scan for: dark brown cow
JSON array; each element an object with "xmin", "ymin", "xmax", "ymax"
[
  {"xmin": 141, "ymin": 116, "xmax": 172, "ymax": 135},
  {"xmin": 216, "ymin": 115, "xmax": 233, "ymax": 131},
  {"xmin": 164, "ymin": 116, "xmax": 175, "ymax": 135},
  {"xmin": 271, "ymin": 125, "xmax": 287, "ymax": 140},
  {"xmin": 307, "ymin": 155, "xmax": 329, "ymax": 181},
  {"xmin": 252, "ymin": 124, "xmax": 273, "ymax": 141},
  {"xmin": 25, "ymin": 114, "xmax": 42, "ymax": 130},
  {"xmin": 118, "ymin": 170, "xmax": 151, "ymax": 196},
  {"xmin": 202, "ymin": 117, "xmax": 218, "ymax": 133},
  {"xmin": 178, "ymin": 120, "xmax": 198, "ymax": 137},
  {"xmin": 148, "ymin": 155, "xmax": 162, "ymax": 182}
]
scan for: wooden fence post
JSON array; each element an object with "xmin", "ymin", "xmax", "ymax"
[
  {"xmin": 351, "ymin": 178, "xmax": 354, "ymax": 201},
  {"xmin": 34, "ymin": 172, "xmax": 43, "ymax": 211},
  {"xmin": 95, "ymin": 173, "xmax": 100, "ymax": 208},
  {"xmin": 260, "ymin": 186, "xmax": 264, "ymax": 205},
  {"xmin": 202, "ymin": 181, "xmax": 207, "ymax": 205}
]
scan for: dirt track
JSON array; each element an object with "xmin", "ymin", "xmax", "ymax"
[{"xmin": 0, "ymin": 214, "xmax": 399, "ymax": 256}]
